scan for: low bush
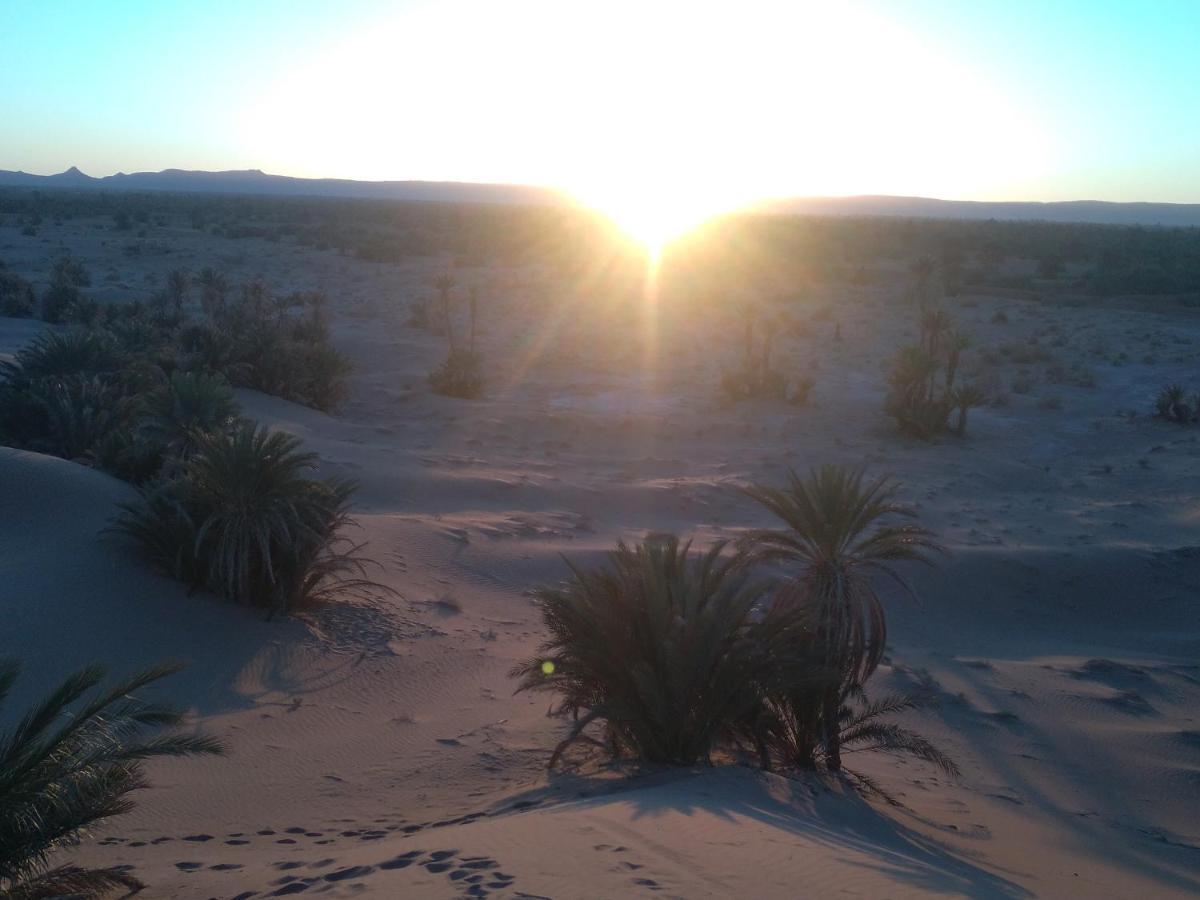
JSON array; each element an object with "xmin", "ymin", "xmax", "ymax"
[
  {"xmin": 114, "ymin": 423, "xmax": 382, "ymax": 616},
  {"xmin": 0, "ymin": 270, "xmax": 36, "ymax": 317},
  {"xmin": 517, "ymin": 468, "xmax": 955, "ymax": 785},
  {"xmin": 884, "ymin": 310, "xmax": 977, "ymax": 439},
  {"xmin": 429, "ymin": 347, "xmax": 484, "ymax": 399},
  {"xmin": 513, "ymin": 536, "xmax": 785, "ymax": 767},
  {"xmin": 1155, "ymin": 384, "xmax": 1199, "ymax": 424}
]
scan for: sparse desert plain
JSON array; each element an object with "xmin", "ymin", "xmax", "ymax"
[{"xmin": 2, "ymin": 192, "xmax": 1199, "ymax": 899}]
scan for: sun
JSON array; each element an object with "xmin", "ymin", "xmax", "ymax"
[{"xmin": 573, "ymin": 180, "xmax": 744, "ymax": 255}]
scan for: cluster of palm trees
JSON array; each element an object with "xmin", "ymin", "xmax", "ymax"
[
  {"xmin": 886, "ymin": 305, "xmax": 985, "ymax": 439},
  {"xmin": 515, "ymin": 465, "xmax": 956, "ymax": 789}
]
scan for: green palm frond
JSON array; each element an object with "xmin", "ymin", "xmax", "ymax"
[
  {"xmin": 513, "ymin": 535, "xmax": 792, "ymax": 767},
  {"xmin": 0, "ymin": 660, "xmax": 222, "ymax": 897}
]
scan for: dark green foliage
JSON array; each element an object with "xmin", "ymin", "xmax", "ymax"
[
  {"xmin": 428, "ymin": 348, "xmax": 484, "ymax": 399},
  {"xmin": 425, "ymin": 275, "xmax": 486, "ymax": 399},
  {"xmin": 139, "ymin": 370, "xmax": 240, "ymax": 459},
  {"xmin": 718, "ymin": 306, "xmax": 808, "ymax": 403},
  {"xmin": 738, "ymin": 466, "xmax": 943, "ymax": 770},
  {"xmin": 1155, "ymin": 384, "xmax": 1199, "ymax": 424},
  {"xmin": 885, "ymin": 309, "xmax": 976, "ymax": 438},
  {"xmin": 513, "ymin": 537, "xmax": 781, "ymax": 767},
  {"xmin": 114, "ymin": 423, "xmax": 381, "ymax": 615},
  {"xmin": 31, "ymin": 376, "xmax": 136, "ymax": 460},
  {"xmin": 206, "ymin": 283, "xmax": 352, "ymax": 411},
  {"xmin": 0, "ymin": 659, "xmax": 222, "ymax": 898},
  {"xmin": 0, "ymin": 270, "xmax": 36, "ymax": 317},
  {"xmin": 1, "ymin": 330, "xmax": 125, "ymax": 383},
  {"xmin": 949, "ymin": 384, "xmax": 987, "ymax": 435}
]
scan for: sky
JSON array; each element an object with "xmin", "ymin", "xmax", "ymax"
[{"xmin": 1, "ymin": 0, "xmax": 1198, "ymax": 210}]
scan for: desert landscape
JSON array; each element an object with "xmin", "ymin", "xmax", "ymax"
[{"xmin": 1, "ymin": 185, "xmax": 1198, "ymax": 899}]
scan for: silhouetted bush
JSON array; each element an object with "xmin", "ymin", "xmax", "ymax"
[
  {"xmin": 114, "ymin": 424, "xmax": 381, "ymax": 616},
  {"xmin": 514, "ymin": 536, "xmax": 784, "ymax": 767},
  {"xmin": 0, "ymin": 270, "xmax": 36, "ymax": 317},
  {"xmin": 1155, "ymin": 384, "xmax": 1199, "ymax": 424},
  {"xmin": 428, "ymin": 348, "xmax": 484, "ymax": 398}
]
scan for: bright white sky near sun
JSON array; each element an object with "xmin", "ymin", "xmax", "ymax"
[{"xmin": 2, "ymin": 0, "xmax": 1199, "ymax": 226}]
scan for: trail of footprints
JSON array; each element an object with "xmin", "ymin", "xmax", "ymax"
[{"xmin": 93, "ymin": 803, "xmax": 564, "ymax": 898}]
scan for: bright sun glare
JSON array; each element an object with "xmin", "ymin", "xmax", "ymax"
[{"xmin": 245, "ymin": 1, "xmax": 1052, "ymax": 243}]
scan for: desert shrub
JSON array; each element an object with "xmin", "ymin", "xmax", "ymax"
[
  {"xmin": 1, "ymin": 329, "xmax": 125, "ymax": 383},
  {"xmin": 884, "ymin": 310, "xmax": 979, "ymax": 438},
  {"xmin": 89, "ymin": 428, "xmax": 167, "ymax": 484},
  {"xmin": 0, "ymin": 270, "xmax": 36, "ymax": 317},
  {"xmin": 1010, "ymin": 372, "xmax": 1035, "ymax": 394},
  {"xmin": 425, "ymin": 276, "xmax": 485, "ymax": 398},
  {"xmin": 205, "ymin": 284, "xmax": 352, "ymax": 410},
  {"xmin": 39, "ymin": 257, "xmax": 92, "ymax": 324},
  {"xmin": 949, "ymin": 384, "xmax": 987, "ymax": 435},
  {"xmin": 885, "ymin": 346, "xmax": 951, "ymax": 438},
  {"xmin": 139, "ymin": 370, "xmax": 240, "ymax": 459},
  {"xmin": 40, "ymin": 283, "xmax": 83, "ymax": 325},
  {"xmin": 738, "ymin": 466, "xmax": 942, "ymax": 770},
  {"xmin": 428, "ymin": 348, "xmax": 484, "ymax": 399},
  {"xmin": 0, "ymin": 659, "xmax": 222, "ymax": 898},
  {"xmin": 114, "ymin": 423, "xmax": 381, "ymax": 616},
  {"xmin": 32, "ymin": 376, "xmax": 137, "ymax": 460},
  {"xmin": 718, "ymin": 305, "xmax": 809, "ymax": 403},
  {"xmin": 1155, "ymin": 384, "xmax": 1199, "ymax": 424},
  {"xmin": 513, "ymin": 536, "xmax": 782, "ymax": 767}
]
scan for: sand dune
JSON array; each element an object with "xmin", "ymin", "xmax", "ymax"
[{"xmin": 2, "ymin": 211, "xmax": 1200, "ymax": 898}]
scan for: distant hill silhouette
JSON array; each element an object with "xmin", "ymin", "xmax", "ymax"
[
  {"xmin": 0, "ymin": 166, "xmax": 565, "ymax": 206},
  {"xmin": 2, "ymin": 167, "xmax": 1199, "ymax": 227},
  {"xmin": 755, "ymin": 194, "xmax": 1200, "ymax": 228}
]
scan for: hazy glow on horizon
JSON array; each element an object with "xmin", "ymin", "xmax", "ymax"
[
  {"xmin": 1, "ymin": 0, "xmax": 1198, "ymax": 243},
  {"xmin": 242, "ymin": 1, "xmax": 1054, "ymax": 242}
]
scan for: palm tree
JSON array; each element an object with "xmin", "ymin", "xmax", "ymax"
[
  {"xmin": 0, "ymin": 660, "xmax": 222, "ymax": 898},
  {"xmin": 739, "ymin": 466, "xmax": 942, "ymax": 769},
  {"xmin": 950, "ymin": 383, "xmax": 987, "ymax": 435},
  {"xmin": 139, "ymin": 370, "xmax": 240, "ymax": 459},
  {"xmin": 195, "ymin": 267, "xmax": 228, "ymax": 318},
  {"xmin": 513, "ymin": 536, "xmax": 784, "ymax": 767},
  {"xmin": 165, "ymin": 269, "xmax": 189, "ymax": 316},
  {"xmin": 114, "ymin": 422, "xmax": 383, "ymax": 616},
  {"xmin": 944, "ymin": 330, "xmax": 972, "ymax": 393}
]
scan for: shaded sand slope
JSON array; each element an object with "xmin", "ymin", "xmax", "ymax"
[
  {"xmin": 5, "ymin": 442, "xmax": 1198, "ymax": 898},
  {"xmin": 0, "ymin": 447, "xmax": 316, "ymax": 714}
]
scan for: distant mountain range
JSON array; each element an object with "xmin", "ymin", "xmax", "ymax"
[
  {"xmin": 755, "ymin": 194, "xmax": 1200, "ymax": 228},
  {"xmin": 0, "ymin": 166, "xmax": 564, "ymax": 206},
  {"xmin": 2, "ymin": 166, "xmax": 1199, "ymax": 227}
]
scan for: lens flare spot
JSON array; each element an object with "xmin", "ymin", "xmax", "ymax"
[{"xmin": 541, "ymin": 660, "xmax": 556, "ymax": 676}]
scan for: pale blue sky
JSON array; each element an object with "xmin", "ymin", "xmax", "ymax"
[{"xmin": 1, "ymin": 0, "xmax": 1197, "ymax": 202}]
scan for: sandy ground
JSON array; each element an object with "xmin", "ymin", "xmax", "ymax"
[{"xmin": 2, "ymin": 216, "xmax": 1199, "ymax": 898}]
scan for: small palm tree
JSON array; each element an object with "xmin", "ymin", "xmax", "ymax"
[
  {"xmin": 140, "ymin": 370, "xmax": 240, "ymax": 459},
  {"xmin": 950, "ymin": 383, "xmax": 987, "ymax": 435},
  {"xmin": 1, "ymin": 330, "xmax": 124, "ymax": 383},
  {"xmin": 115, "ymin": 422, "xmax": 383, "ymax": 616},
  {"xmin": 165, "ymin": 269, "xmax": 189, "ymax": 316},
  {"xmin": 943, "ymin": 330, "xmax": 972, "ymax": 393},
  {"xmin": 739, "ymin": 466, "xmax": 942, "ymax": 769},
  {"xmin": 196, "ymin": 267, "xmax": 228, "ymax": 318},
  {"xmin": 0, "ymin": 659, "xmax": 222, "ymax": 898},
  {"xmin": 513, "ymin": 536, "xmax": 782, "ymax": 767}
]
